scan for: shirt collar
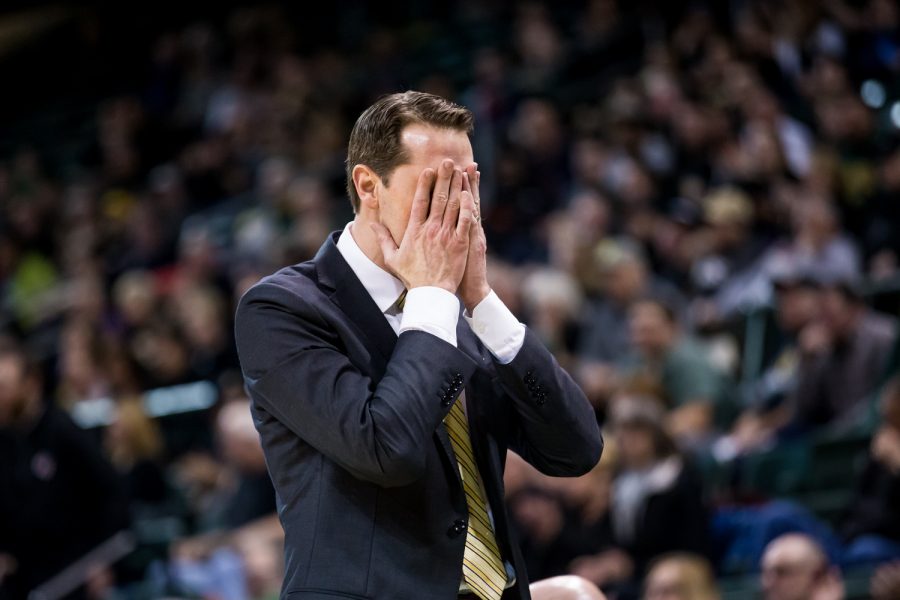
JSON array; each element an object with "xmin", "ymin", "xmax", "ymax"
[{"xmin": 336, "ymin": 221, "xmax": 405, "ymax": 314}]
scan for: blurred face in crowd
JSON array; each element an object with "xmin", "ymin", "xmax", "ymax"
[
  {"xmin": 605, "ymin": 259, "xmax": 646, "ymax": 305},
  {"xmin": 0, "ymin": 353, "xmax": 38, "ymax": 427},
  {"xmin": 629, "ymin": 301, "xmax": 676, "ymax": 357},
  {"xmin": 217, "ymin": 400, "xmax": 267, "ymax": 473},
  {"xmin": 761, "ymin": 535, "xmax": 829, "ymax": 600},
  {"xmin": 644, "ymin": 556, "xmax": 718, "ymax": 600},
  {"xmin": 775, "ymin": 284, "xmax": 819, "ymax": 333},
  {"xmin": 364, "ymin": 123, "xmax": 474, "ymax": 250},
  {"xmin": 820, "ymin": 287, "xmax": 860, "ymax": 339},
  {"xmin": 614, "ymin": 421, "xmax": 657, "ymax": 469}
]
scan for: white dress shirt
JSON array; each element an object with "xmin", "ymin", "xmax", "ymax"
[{"xmin": 336, "ymin": 222, "xmax": 525, "ymax": 362}]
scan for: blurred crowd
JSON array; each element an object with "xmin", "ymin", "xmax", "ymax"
[{"xmin": 2, "ymin": 0, "xmax": 900, "ymax": 599}]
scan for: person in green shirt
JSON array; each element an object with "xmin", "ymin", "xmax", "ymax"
[{"xmin": 625, "ymin": 299, "xmax": 732, "ymax": 445}]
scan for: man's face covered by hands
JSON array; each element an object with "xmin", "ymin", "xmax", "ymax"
[{"xmin": 377, "ymin": 122, "xmax": 475, "ymax": 245}]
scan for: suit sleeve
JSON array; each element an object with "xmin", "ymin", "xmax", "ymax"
[
  {"xmin": 493, "ymin": 328, "xmax": 603, "ymax": 477},
  {"xmin": 235, "ymin": 282, "xmax": 478, "ymax": 488}
]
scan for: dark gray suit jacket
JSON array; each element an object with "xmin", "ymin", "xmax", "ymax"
[{"xmin": 234, "ymin": 232, "xmax": 602, "ymax": 600}]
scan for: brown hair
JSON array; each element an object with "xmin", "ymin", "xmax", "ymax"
[
  {"xmin": 107, "ymin": 397, "xmax": 163, "ymax": 468},
  {"xmin": 345, "ymin": 91, "xmax": 474, "ymax": 213}
]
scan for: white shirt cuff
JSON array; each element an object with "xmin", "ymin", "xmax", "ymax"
[
  {"xmin": 463, "ymin": 290, "xmax": 525, "ymax": 364},
  {"xmin": 399, "ymin": 287, "xmax": 459, "ymax": 347}
]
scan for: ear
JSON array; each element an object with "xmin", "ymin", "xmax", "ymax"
[{"xmin": 352, "ymin": 164, "xmax": 381, "ymax": 211}]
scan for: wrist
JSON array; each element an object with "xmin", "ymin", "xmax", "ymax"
[{"xmin": 463, "ymin": 285, "xmax": 491, "ymax": 313}]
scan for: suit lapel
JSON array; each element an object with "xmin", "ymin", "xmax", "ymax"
[
  {"xmin": 314, "ymin": 232, "xmax": 398, "ymax": 373},
  {"xmin": 313, "ymin": 235, "xmax": 498, "ymax": 512}
]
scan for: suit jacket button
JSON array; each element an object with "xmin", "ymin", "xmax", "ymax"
[{"xmin": 448, "ymin": 519, "xmax": 467, "ymax": 537}]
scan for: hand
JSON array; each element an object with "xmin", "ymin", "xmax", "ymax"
[
  {"xmin": 871, "ymin": 561, "xmax": 900, "ymax": 600},
  {"xmin": 872, "ymin": 426, "xmax": 900, "ymax": 473},
  {"xmin": 371, "ymin": 159, "xmax": 475, "ymax": 293},
  {"xmin": 799, "ymin": 321, "xmax": 832, "ymax": 357},
  {"xmin": 459, "ymin": 164, "xmax": 490, "ymax": 312}
]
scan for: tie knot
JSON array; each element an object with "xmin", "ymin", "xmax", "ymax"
[{"xmin": 396, "ymin": 289, "xmax": 408, "ymax": 311}]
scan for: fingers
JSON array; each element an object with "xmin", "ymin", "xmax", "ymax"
[
  {"xmin": 456, "ymin": 188, "xmax": 475, "ymax": 239},
  {"xmin": 427, "ymin": 159, "xmax": 454, "ymax": 225},
  {"xmin": 369, "ymin": 222, "xmax": 398, "ymax": 263},
  {"xmin": 464, "ymin": 162, "xmax": 480, "ymax": 201},
  {"xmin": 462, "ymin": 171, "xmax": 481, "ymax": 228},
  {"xmin": 463, "ymin": 163, "xmax": 481, "ymax": 223},
  {"xmin": 408, "ymin": 168, "xmax": 435, "ymax": 230},
  {"xmin": 443, "ymin": 168, "xmax": 463, "ymax": 228}
]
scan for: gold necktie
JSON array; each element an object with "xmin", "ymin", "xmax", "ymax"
[
  {"xmin": 396, "ymin": 289, "xmax": 407, "ymax": 311},
  {"xmin": 445, "ymin": 396, "xmax": 507, "ymax": 600}
]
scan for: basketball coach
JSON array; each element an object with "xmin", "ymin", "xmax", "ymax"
[{"xmin": 234, "ymin": 91, "xmax": 603, "ymax": 600}]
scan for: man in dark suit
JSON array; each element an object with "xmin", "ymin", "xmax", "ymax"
[{"xmin": 234, "ymin": 91, "xmax": 603, "ymax": 600}]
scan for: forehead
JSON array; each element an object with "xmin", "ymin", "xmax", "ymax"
[
  {"xmin": 400, "ymin": 123, "xmax": 473, "ymax": 168},
  {"xmin": 763, "ymin": 540, "xmax": 814, "ymax": 567}
]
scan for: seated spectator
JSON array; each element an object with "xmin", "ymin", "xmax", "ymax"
[
  {"xmin": 577, "ymin": 239, "xmax": 686, "ymax": 407},
  {"xmin": 0, "ymin": 338, "xmax": 128, "ymax": 598},
  {"xmin": 624, "ymin": 299, "xmax": 732, "ymax": 445},
  {"xmin": 842, "ymin": 373, "xmax": 900, "ymax": 565},
  {"xmin": 508, "ymin": 484, "xmax": 571, "ymax": 581},
  {"xmin": 643, "ymin": 553, "xmax": 720, "ymax": 600},
  {"xmin": 724, "ymin": 268, "xmax": 822, "ymax": 455},
  {"xmin": 570, "ymin": 397, "xmax": 711, "ymax": 590},
  {"xmin": 200, "ymin": 399, "xmax": 276, "ymax": 531},
  {"xmin": 579, "ymin": 238, "xmax": 686, "ymax": 365},
  {"xmin": 688, "ymin": 186, "xmax": 770, "ymax": 323},
  {"xmin": 508, "ymin": 442, "xmax": 617, "ymax": 581},
  {"xmin": 557, "ymin": 443, "xmax": 617, "ymax": 561},
  {"xmin": 790, "ymin": 280, "xmax": 896, "ymax": 430},
  {"xmin": 105, "ymin": 397, "xmax": 169, "ymax": 509},
  {"xmin": 760, "ymin": 533, "xmax": 844, "ymax": 600}
]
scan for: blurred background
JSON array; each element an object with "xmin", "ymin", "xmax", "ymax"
[{"xmin": 1, "ymin": 1, "xmax": 900, "ymax": 599}]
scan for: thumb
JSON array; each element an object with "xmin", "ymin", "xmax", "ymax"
[{"xmin": 369, "ymin": 222, "xmax": 398, "ymax": 261}]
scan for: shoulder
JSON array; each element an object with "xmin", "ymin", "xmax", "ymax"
[{"xmin": 235, "ymin": 260, "xmax": 327, "ymax": 325}]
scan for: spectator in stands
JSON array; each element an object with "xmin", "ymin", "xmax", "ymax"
[
  {"xmin": 726, "ymin": 267, "xmax": 822, "ymax": 455},
  {"xmin": 624, "ymin": 299, "xmax": 731, "ymax": 444},
  {"xmin": 643, "ymin": 553, "xmax": 720, "ymax": 600},
  {"xmin": 200, "ymin": 399, "xmax": 275, "ymax": 532},
  {"xmin": 570, "ymin": 397, "xmax": 710, "ymax": 590},
  {"xmin": 104, "ymin": 397, "xmax": 169, "ymax": 512},
  {"xmin": 689, "ymin": 186, "xmax": 770, "ymax": 323},
  {"xmin": 842, "ymin": 374, "xmax": 900, "ymax": 565},
  {"xmin": 0, "ymin": 338, "xmax": 128, "ymax": 598},
  {"xmin": 760, "ymin": 533, "xmax": 844, "ymax": 600},
  {"xmin": 579, "ymin": 238, "xmax": 686, "ymax": 365},
  {"xmin": 577, "ymin": 239, "xmax": 687, "ymax": 408},
  {"xmin": 2, "ymin": 0, "xmax": 900, "ymax": 595},
  {"xmin": 791, "ymin": 280, "xmax": 896, "ymax": 430}
]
